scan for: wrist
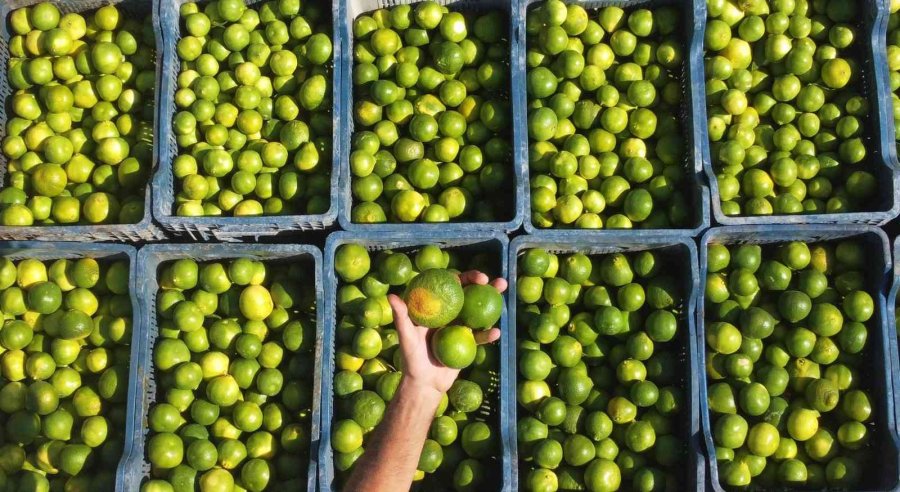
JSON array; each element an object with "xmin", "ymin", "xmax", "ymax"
[{"xmin": 398, "ymin": 375, "xmax": 444, "ymax": 409}]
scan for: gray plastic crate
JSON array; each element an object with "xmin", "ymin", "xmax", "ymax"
[
  {"xmin": 319, "ymin": 230, "xmax": 513, "ymax": 491},
  {"xmin": 337, "ymin": 0, "xmax": 526, "ymax": 233},
  {"xmin": 698, "ymin": 225, "xmax": 900, "ymax": 491},
  {"xmin": 699, "ymin": 0, "xmax": 900, "ymax": 226},
  {"xmin": 153, "ymin": 0, "xmax": 341, "ymax": 241},
  {"xmin": 507, "ymin": 232, "xmax": 705, "ymax": 490},
  {"xmin": 515, "ymin": 0, "xmax": 711, "ymax": 236},
  {"xmin": 117, "ymin": 243, "xmax": 324, "ymax": 492},
  {"xmin": 0, "ymin": 0, "xmax": 164, "ymax": 241},
  {"xmin": 887, "ymin": 236, "xmax": 900, "ymax": 455},
  {"xmin": 0, "ymin": 241, "xmax": 140, "ymax": 491}
]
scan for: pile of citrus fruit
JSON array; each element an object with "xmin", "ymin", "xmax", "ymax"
[
  {"xmin": 887, "ymin": 1, "xmax": 900, "ymax": 140},
  {"xmin": 526, "ymin": 1, "xmax": 692, "ymax": 230},
  {"xmin": 0, "ymin": 2, "xmax": 155, "ymax": 226},
  {"xmin": 516, "ymin": 248, "xmax": 687, "ymax": 491},
  {"xmin": 704, "ymin": 239, "xmax": 879, "ymax": 487},
  {"xmin": 329, "ymin": 243, "xmax": 504, "ymax": 488},
  {"xmin": 705, "ymin": 0, "xmax": 878, "ymax": 216},
  {"xmin": 142, "ymin": 257, "xmax": 316, "ymax": 490},
  {"xmin": 348, "ymin": 2, "xmax": 513, "ymax": 223},
  {"xmin": 170, "ymin": 0, "xmax": 333, "ymax": 218},
  {"xmin": 0, "ymin": 256, "xmax": 132, "ymax": 490}
]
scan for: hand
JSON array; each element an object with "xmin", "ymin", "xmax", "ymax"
[{"xmin": 388, "ymin": 270, "xmax": 508, "ymax": 397}]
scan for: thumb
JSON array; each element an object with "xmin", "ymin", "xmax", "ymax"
[{"xmin": 388, "ymin": 294, "xmax": 418, "ymax": 343}]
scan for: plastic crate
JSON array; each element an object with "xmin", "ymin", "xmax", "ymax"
[
  {"xmin": 117, "ymin": 243, "xmax": 324, "ymax": 492},
  {"xmin": 698, "ymin": 225, "xmax": 900, "ymax": 491},
  {"xmin": 888, "ymin": 237, "xmax": 900, "ymax": 448},
  {"xmin": 0, "ymin": 0, "xmax": 164, "ymax": 242},
  {"xmin": 886, "ymin": 0, "xmax": 900, "ymax": 169},
  {"xmin": 318, "ymin": 230, "xmax": 513, "ymax": 491},
  {"xmin": 152, "ymin": 0, "xmax": 341, "ymax": 241},
  {"xmin": 515, "ymin": 0, "xmax": 711, "ymax": 236},
  {"xmin": 0, "ymin": 241, "xmax": 140, "ymax": 490},
  {"xmin": 507, "ymin": 233, "xmax": 705, "ymax": 490},
  {"xmin": 337, "ymin": 0, "xmax": 526, "ymax": 233},
  {"xmin": 698, "ymin": 0, "xmax": 900, "ymax": 226}
]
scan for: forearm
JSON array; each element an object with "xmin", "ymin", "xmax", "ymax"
[{"xmin": 343, "ymin": 376, "xmax": 443, "ymax": 492}]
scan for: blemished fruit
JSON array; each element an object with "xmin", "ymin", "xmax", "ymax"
[
  {"xmin": 348, "ymin": 2, "xmax": 513, "ymax": 224},
  {"xmin": 516, "ymin": 246, "xmax": 687, "ymax": 491},
  {"xmin": 526, "ymin": 1, "xmax": 693, "ymax": 230},
  {"xmin": 403, "ymin": 268, "xmax": 464, "ymax": 328},
  {"xmin": 0, "ymin": 2, "xmax": 155, "ymax": 226},
  {"xmin": 704, "ymin": 238, "xmax": 880, "ymax": 489},
  {"xmin": 142, "ymin": 256, "xmax": 317, "ymax": 490},
  {"xmin": 0, "ymin": 255, "xmax": 132, "ymax": 490},
  {"xmin": 330, "ymin": 243, "xmax": 504, "ymax": 489},
  {"xmin": 171, "ymin": 0, "xmax": 334, "ymax": 218},
  {"xmin": 706, "ymin": 0, "xmax": 878, "ymax": 217}
]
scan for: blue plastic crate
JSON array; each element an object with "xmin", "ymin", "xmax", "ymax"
[
  {"xmin": 886, "ymin": 0, "xmax": 900, "ymax": 169},
  {"xmin": 507, "ymin": 232, "xmax": 705, "ymax": 490},
  {"xmin": 516, "ymin": 0, "xmax": 712, "ymax": 236},
  {"xmin": 152, "ymin": 0, "xmax": 341, "ymax": 241},
  {"xmin": 0, "ymin": 0, "xmax": 164, "ymax": 242},
  {"xmin": 319, "ymin": 230, "xmax": 513, "ymax": 492},
  {"xmin": 698, "ymin": 0, "xmax": 900, "ymax": 226},
  {"xmin": 117, "ymin": 243, "xmax": 324, "ymax": 492},
  {"xmin": 336, "ymin": 0, "xmax": 526, "ymax": 233},
  {"xmin": 888, "ymin": 236, "xmax": 900, "ymax": 450},
  {"xmin": 0, "ymin": 242, "xmax": 140, "ymax": 490},
  {"xmin": 698, "ymin": 225, "xmax": 900, "ymax": 491}
]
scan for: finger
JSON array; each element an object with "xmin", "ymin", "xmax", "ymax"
[
  {"xmin": 474, "ymin": 327, "xmax": 501, "ymax": 345},
  {"xmin": 390, "ymin": 294, "xmax": 428, "ymax": 349},
  {"xmin": 388, "ymin": 294, "xmax": 415, "ymax": 336},
  {"xmin": 490, "ymin": 277, "xmax": 508, "ymax": 293},
  {"xmin": 459, "ymin": 270, "xmax": 489, "ymax": 286}
]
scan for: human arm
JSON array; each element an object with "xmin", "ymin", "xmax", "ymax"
[{"xmin": 341, "ymin": 271, "xmax": 507, "ymax": 492}]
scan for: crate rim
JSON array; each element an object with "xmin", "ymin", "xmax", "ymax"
[
  {"xmin": 697, "ymin": 224, "xmax": 900, "ymax": 492},
  {"xmin": 888, "ymin": 235, "xmax": 900, "ymax": 464},
  {"xmin": 317, "ymin": 229, "xmax": 513, "ymax": 492},
  {"xmin": 117, "ymin": 241, "xmax": 325, "ymax": 492}
]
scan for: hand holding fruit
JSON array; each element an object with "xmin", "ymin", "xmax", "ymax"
[
  {"xmin": 331, "ymin": 244, "xmax": 505, "ymax": 486},
  {"xmin": 389, "ymin": 270, "xmax": 506, "ymax": 395}
]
